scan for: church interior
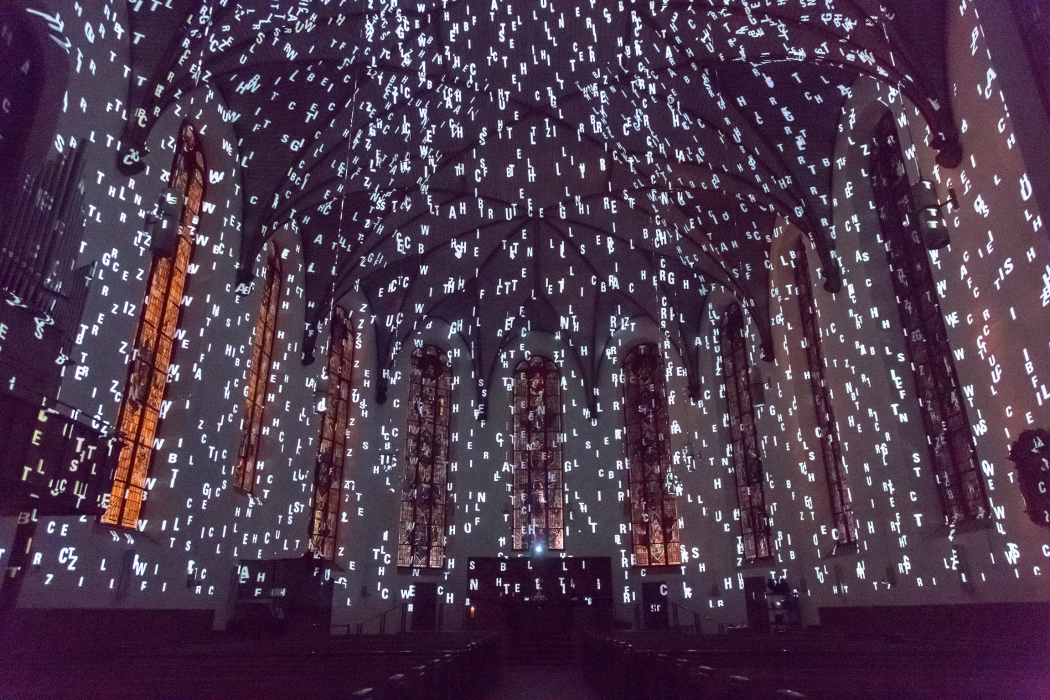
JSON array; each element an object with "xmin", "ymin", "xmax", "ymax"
[{"xmin": 1, "ymin": 1, "xmax": 1050, "ymax": 698}]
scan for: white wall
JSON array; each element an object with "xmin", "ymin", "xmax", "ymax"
[{"xmin": 10, "ymin": 1, "xmax": 1050, "ymax": 629}]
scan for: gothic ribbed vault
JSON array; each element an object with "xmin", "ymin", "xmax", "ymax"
[{"xmin": 116, "ymin": 0, "xmax": 961, "ymax": 410}]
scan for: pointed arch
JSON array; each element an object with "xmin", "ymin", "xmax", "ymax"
[
  {"xmin": 102, "ymin": 122, "xmax": 206, "ymax": 529},
  {"xmin": 234, "ymin": 242, "xmax": 283, "ymax": 494},
  {"xmin": 791, "ymin": 240, "xmax": 857, "ymax": 545},
  {"xmin": 397, "ymin": 344, "xmax": 452, "ymax": 568},
  {"xmin": 622, "ymin": 342, "xmax": 681, "ymax": 567},
  {"xmin": 511, "ymin": 355, "xmax": 564, "ymax": 552},
  {"xmin": 870, "ymin": 112, "xmax": 989, "ymax": 525},
  {"xmin": 720, "ymin": 304, "xmax": 773, "ymax": 561},
  {"xmin": 309, "ymin": 306, "xmax": 357, "ymax": 561}
]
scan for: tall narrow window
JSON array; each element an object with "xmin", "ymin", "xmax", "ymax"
[
  {"xmin": 871, "ymin": 113, "xmax": 989, "ymax": 524},
  {"xmin": 721, "ymin": 304, "xmax": 773, "ymax": 561},
  {"xmin": 511, "ymin": 356, "xmax": 564, "ymax": 552},
  {"xmin": 102, "ymin": 123, "xmax": 205, "ymax": 529},
  {"xmin": 792, "ymin": 243, "xmax": 857, "ymax": 545},
  {"xmin": 234, "ymin": 243, "xmax": 283, "ymax": 493},
  {"xmin": 397, "ymin": 345, "xmax": 452, "ymax": 568},
  {"xmin": 623, "ymin": 343, "xmax": 681, "ymax": 567},
  {"xmin": 310, "ymin": 307, "xmax": 356, "ymax": 561}
]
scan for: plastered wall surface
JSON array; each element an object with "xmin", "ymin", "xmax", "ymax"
[{"xmin": 5, "ymin": 1, "xmax": 1048, "ymax": 631}]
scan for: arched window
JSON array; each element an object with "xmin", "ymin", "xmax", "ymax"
[
  {"xmin": 102, "ymin": 123, "xmax": 205, "ymax": 529},
  {"xmin": 397, "ymin": 345, "xmax": 452, "ymax": 568},
  {"xmin": 871, "ymin": 113, "xmax": 988, "ymax": 524},
  {"xmin": 511, "ymin": 356, "xmax": 564, "ymax": 552},
  {"xmin": 623, "ymin": 343, "xmax": 681, "ymax": 567},
  {"xmin": 234, "ymin": 243, "xmax": 283, "ymax": 494},
  {"xmin": 310, "ymin": 307, "xmax": 356, "ymax": 561},
  {"xmin": 721, "ymin": 304, "xmax": 773, "ymax": 561},
  {"xmin": 792, "ymin": 242, "xmax": 857, "ymax": 545}
]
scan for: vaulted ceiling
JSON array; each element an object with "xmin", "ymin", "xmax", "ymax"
[{"xmin": 116, "ymin": 0, "xmax": 960, "ymax": 409}]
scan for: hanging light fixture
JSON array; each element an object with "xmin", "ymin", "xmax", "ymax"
[
  {"xmin": 750, "ymin": 369, "xmax": 768, "ymax": 407},
  {"xmin": 910, "ymin": 179, "xmax": 957, "ymax": 250}
]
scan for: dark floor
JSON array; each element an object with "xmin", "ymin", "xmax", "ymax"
[
  {"xmin": 3, "ymin": 619, "xmax": 1049, "ymax": 700},
  {"xmin": 482, "ymin": 668, "xmax": 601, "ymax": 700}
]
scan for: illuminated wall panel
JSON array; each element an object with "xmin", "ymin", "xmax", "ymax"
[
  {"xmin": 396, "ymin": 345, "xmax": 451, "ymax": 569},
  {"xmin": 792, "ymin": 243, "xmax": 857, "ymax": 545},
  {"xmin": 310, "ymin": 308, "xmax": 356, "ymax": 561},
  {"xmin": 511, "ymin": 356, "xmax": 564, "ymax": 552},
  {"xmin": 622, "ymin": 343, "xmax": 681, "ymax": 567},
  {"xmin": 101, "ymin": 123, "xmax": 205, "ymax": 529},
  {"xmin": 721, "ymin": 304, "xmax": 773, "ymax": 561},
  {"xmin": 871, "ymin": 112, "xmax": 989, "ymax": 526},
  {"xmin": 233, "ymin": 244, "xmax": 283, "ymax": 494}
]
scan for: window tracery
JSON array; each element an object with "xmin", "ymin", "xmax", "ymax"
[
  {"xmin": 310, "ymin": 307, "xmax": 356, "ymax": 561},
  {"xmin": 721, "ymin": 304, "xmax": 773, "ymax": 561},
  {"xmin": 792, "ymin": 242, "xmax": 857, "ymax": 544},
  {"xmin": 102, "ymin": 123, "xmax": 205, "ymax": 529},
  {"xmin": 871, "ymin": 113, "xmax": 989, "ymax": 524},
  {"xmin": 511, "ymin": 356, "xmax": 564, "ymax": 552},
  {"xmin": 397, "ymin": 345, "xmax": 452, "ymax": 568},
  {"xmin": 622, "ymin": 343, "xmax": 681, "ymax": 567},
  {"xmin": 234, "ymin": 243, "xmax": 282, "ymax": 494}
]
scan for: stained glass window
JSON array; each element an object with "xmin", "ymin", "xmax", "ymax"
[
  {"xmin": 102, "ymin": 123, "xmax": 205, "ymax": 529},
  {"xmin": 511, "ymin": 356, "xmax": 564, "ymax": 552},
  {"xmin": 309, "ymin": 307, "xmax": 356, "ymax": 561},
  {"xmin": 397, "ymin": 345, "xmax": 452, "ymax": 568},
  {"xmin": 622, "ymin": 343, "xmax": 681, "ymax": 567},
  {"xmin": 721, "ymin": 304, "xmax": 773, "ymax": 561},
  {"xmin": 791, "ymin": 242, "xmax": 857, "ymax": 545},
  {"xmin": 871, "ymin": 112, "xmax": 989, "ymax": 524},
  {"xmin": 234, "ymin": 243, "xmax": 282, "ymax": 494}
]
